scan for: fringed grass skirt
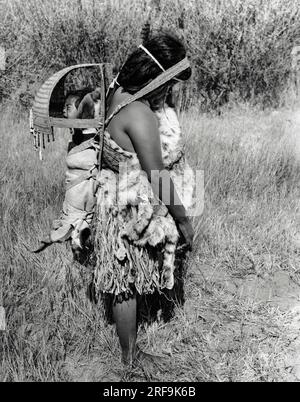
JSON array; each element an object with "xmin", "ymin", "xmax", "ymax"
[{"xmin": 80, "ymin": 204, "xmax": 189, "ymax": 325}]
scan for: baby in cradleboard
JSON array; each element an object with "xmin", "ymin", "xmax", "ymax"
[{"xmin": 34, "ymin": 89, "xmax": 101, "ymax": 259}]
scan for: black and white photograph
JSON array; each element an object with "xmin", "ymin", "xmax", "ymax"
[{"xmin": 0, "ymin": 0, "xmax": 300, "ymax": 384}]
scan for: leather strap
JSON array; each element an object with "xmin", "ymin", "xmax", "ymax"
[{"xmin": 104, "ymin": 57, "xmax": 189, "ymax": 128}]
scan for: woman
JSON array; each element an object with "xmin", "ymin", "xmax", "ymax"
[{"xmin": 92, "ymin": 31, "xmax": 195, "ymax": 366}]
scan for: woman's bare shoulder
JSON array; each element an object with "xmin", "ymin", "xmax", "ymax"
[{"xmin": 108, "ymin": 87, "xmax": 159, "ymax": 142}]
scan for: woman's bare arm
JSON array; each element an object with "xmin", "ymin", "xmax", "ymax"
[{"xmin": 124, "ymin": 102, "xmax": 194, "ymax": 247}]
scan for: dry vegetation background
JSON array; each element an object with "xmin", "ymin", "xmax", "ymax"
[
  {"xmin": 1, "ymin": 0, "xmax": 300, "ymax": 382},
  {"xmin": 1, "ymin": 0, "xmax": 300, "ymax": 109}
]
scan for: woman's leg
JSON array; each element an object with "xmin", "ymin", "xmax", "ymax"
[{"xmin": 112, "ymin": 294, "xmax": 137, "ymax": 365}]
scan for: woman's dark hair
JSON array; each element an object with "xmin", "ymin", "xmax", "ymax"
[{"xmin": 115, "ymin": 31, "xmax": 191, "ymax": 110}]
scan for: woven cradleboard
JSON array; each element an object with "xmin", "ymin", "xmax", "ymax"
[
  {"xmin": 30, "ymin": 62, "xmax": 112, "ymax": 253},
  {"xmin": 30, "ymin": 63, "xmax": 113, "ymax": 159}
]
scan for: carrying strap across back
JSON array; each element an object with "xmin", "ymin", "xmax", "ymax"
[
  {"xmin": 104, "ymin": 57, "xmax": 190, "ymax": 128},
  {"xmin": 97, "ymin": 57, "xmax": 189, "ymax": 172}
]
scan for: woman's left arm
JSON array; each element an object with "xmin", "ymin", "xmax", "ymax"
[{"xmin": 124, "ymin": 102, "xmax": 194, "ymax": 249}]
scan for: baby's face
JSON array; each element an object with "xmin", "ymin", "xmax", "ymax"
[{"xmin": 63, "ymin": 95, "xmax": 80, "ymax": 118}]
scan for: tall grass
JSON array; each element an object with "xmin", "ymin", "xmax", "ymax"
[
  {"xmin": 0, "ymin": 0, "xmax": 300, "ymax": 110},
  {"xmin": 1, "ymin": 0, "xmax": 300, "ymax": 383},
  {"xmin": 0, "ymin": 104, "xmax": 299, "ymax": 381},
  {"xmin": 182, "ymin": 105, "xmax": 300, "ymax": 279}
]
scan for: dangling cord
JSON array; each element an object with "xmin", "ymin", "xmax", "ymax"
[
  {"xmin": 51, "ymin": 127, "xmax": 55, "ymax": 142},
  {"xmin": 33, "ymin": 131, "xmax": 37, "ymax": 150},
  {"xmin": 29, "ymin": 109, "xmax": 38, "ymax": 151},
  {"xmin": 38, "ymin": 131, "xmax": 43, "ymax": 161},
  {"xmin": 33, "ymin": 128, "xmax": 38, "ymax": 151}
]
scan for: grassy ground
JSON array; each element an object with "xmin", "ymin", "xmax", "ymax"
[{"xmin": 0, "ymin": 103, "xmax": 300, "ymax": 382}]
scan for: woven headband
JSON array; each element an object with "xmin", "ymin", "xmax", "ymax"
[{"xmin": 139, "ymin": 44, "xmax": 184, "ymax": 82}]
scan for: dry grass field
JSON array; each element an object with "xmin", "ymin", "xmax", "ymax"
[
  {"xmin": 1, "ymin": 0, "xmax": 300, "ymax": 383},
  {"xmin": 1, "ymin": 102, "xmax": 300, "ymax": 382}
]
